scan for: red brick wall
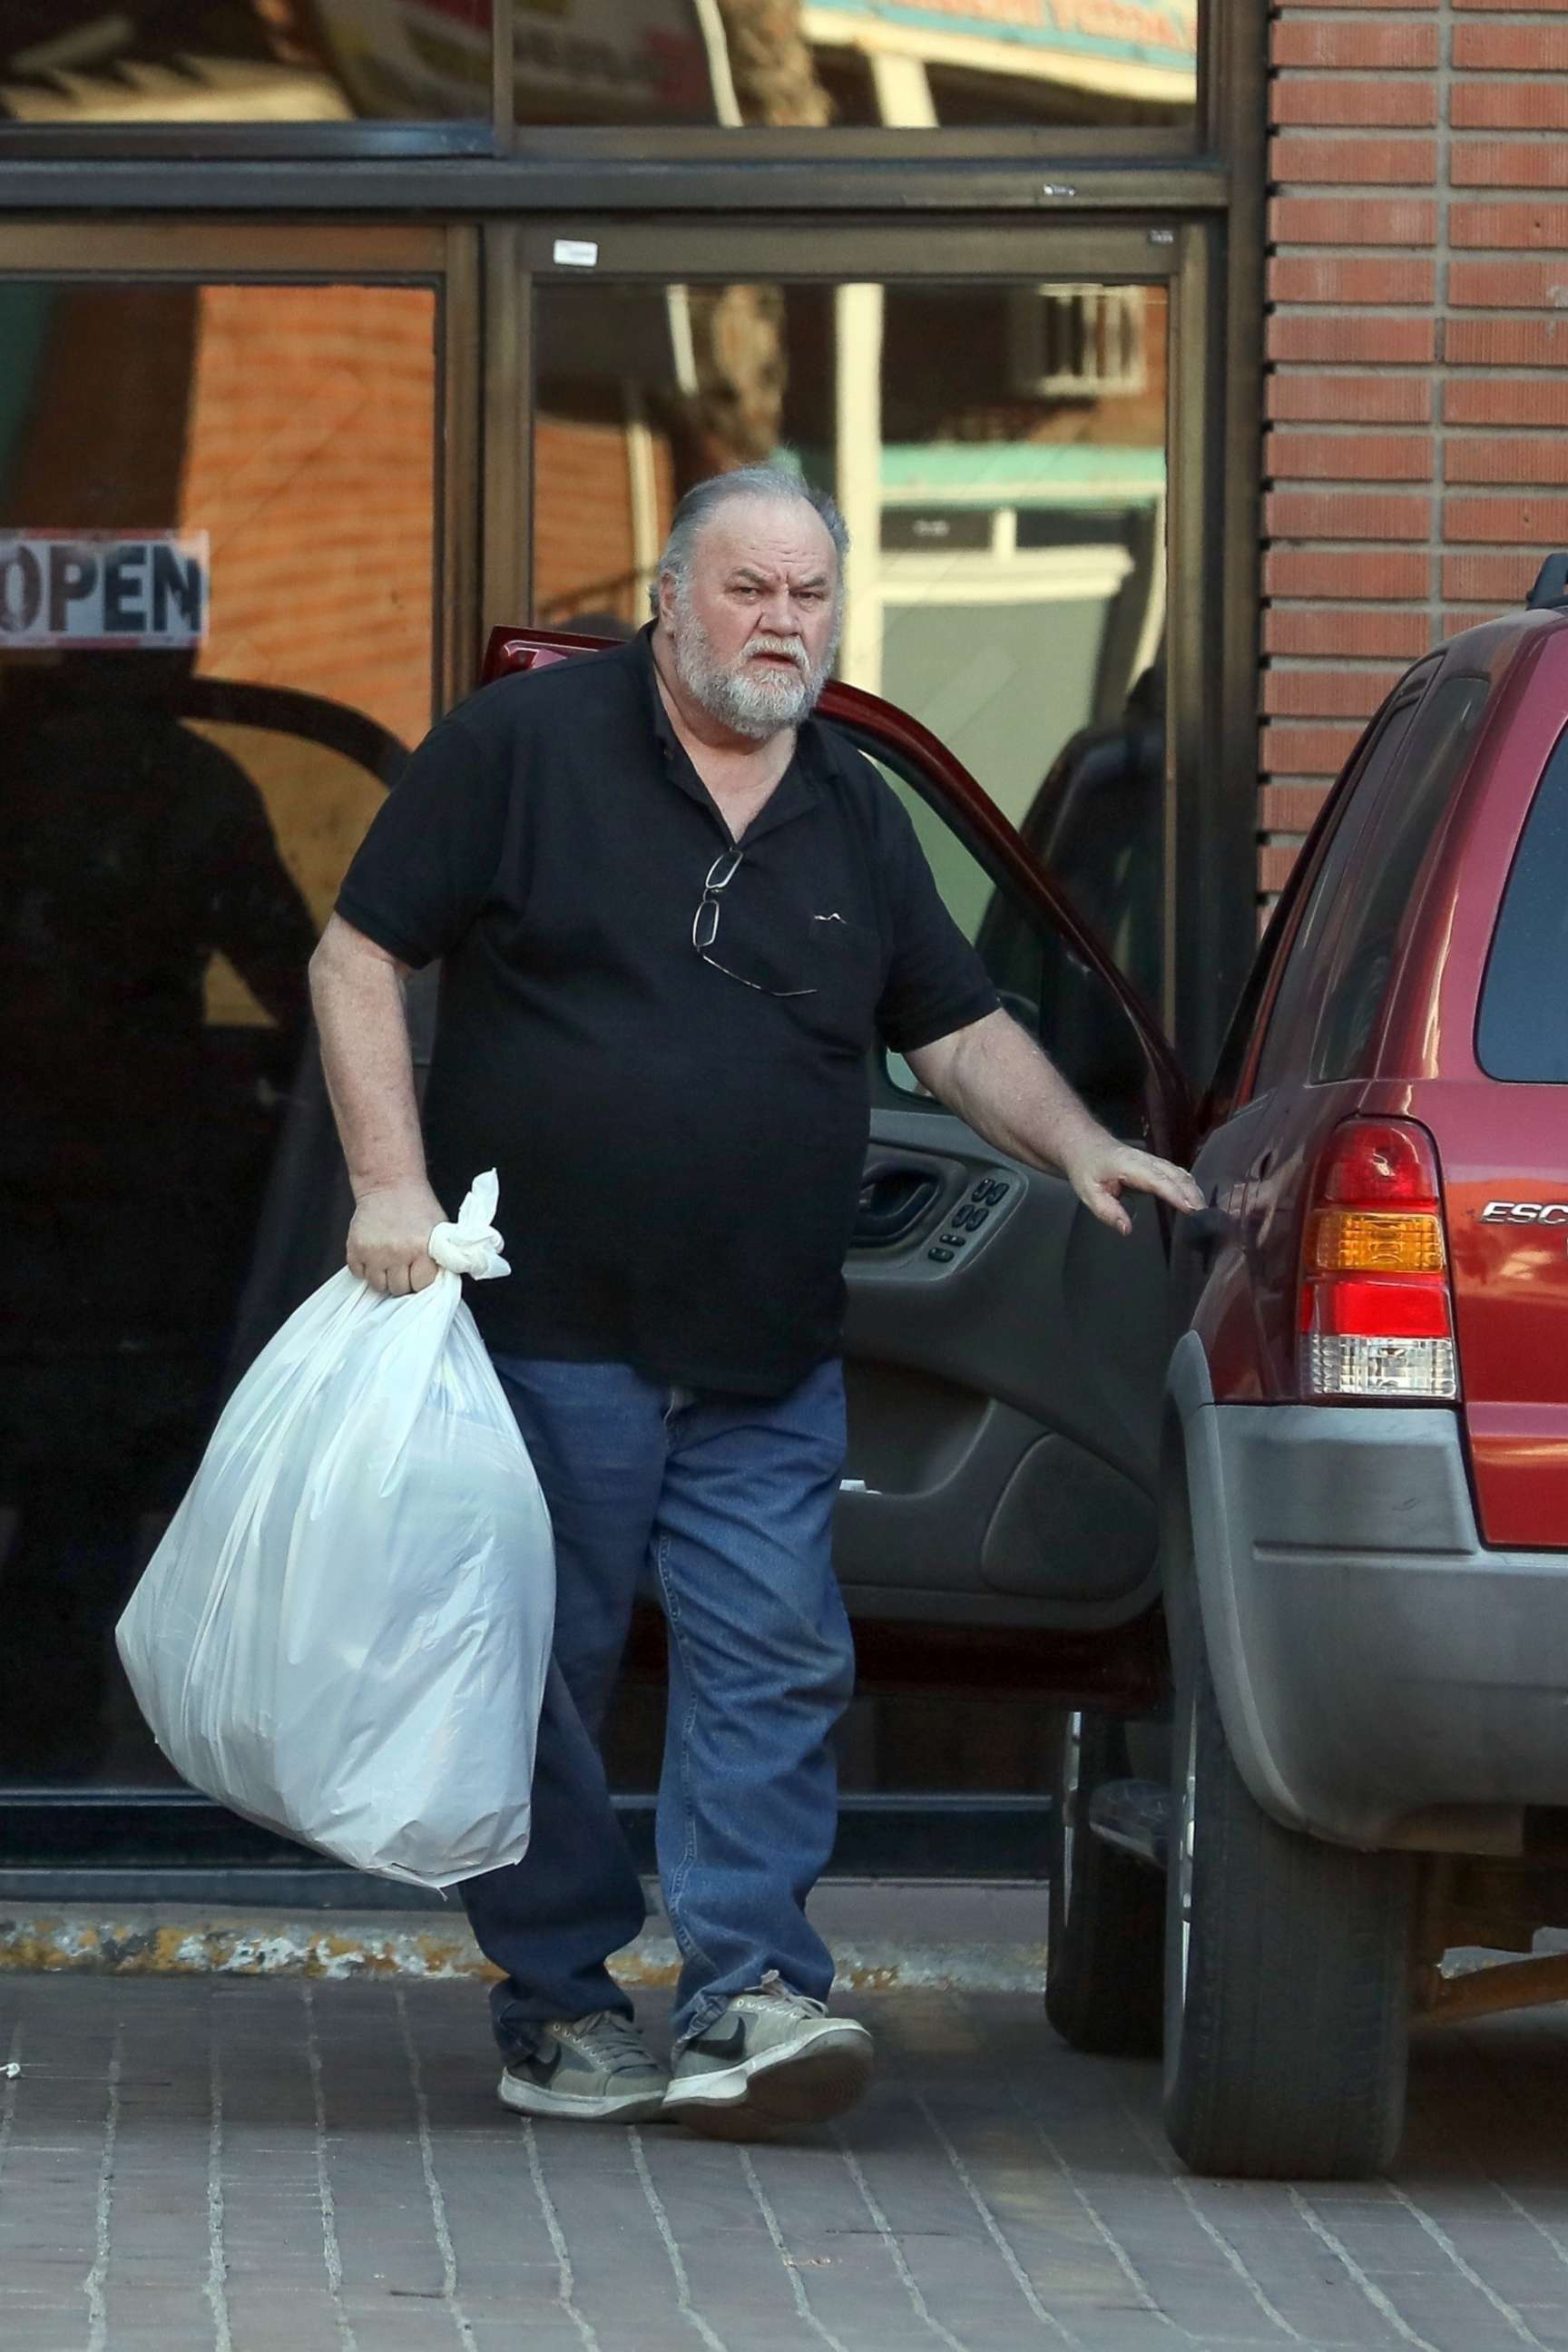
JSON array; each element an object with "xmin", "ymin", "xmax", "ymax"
[
  {"xmin": 182, "ymin": 283, "xmax": 437, "ymax": 752},
  {"xmin": 179, "ymin": 284, "xmax": 441, "ymax": 977},
  {"xmin": 1260, "ymin": 0, "xmax": 1568, "ymax": 897},
  {"xmin": 532, "ymin": 409, "xmax": 679, "ymax": 628}
]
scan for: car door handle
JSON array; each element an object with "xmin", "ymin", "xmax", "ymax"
[{"xmin": 854, "ymin": 1165, "xmax": 942, "ymax": 1248}]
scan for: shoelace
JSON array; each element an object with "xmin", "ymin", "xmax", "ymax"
[
  {"xmin": 745, "ymin": 1970, "xmax": 828, "ymax": 2020},
  {"xmin": 558, "ymin": 2011, "xmax": 655, "ymax": 2075}
]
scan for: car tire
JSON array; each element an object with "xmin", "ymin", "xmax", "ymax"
[
  {"xmin": 1044, "ymin": 1708, "xmax": 1164, "ymax": 2056},
  {"xmin": 1162, "ymin": 1639, "xmax": 1413, "ymax": 2180}
]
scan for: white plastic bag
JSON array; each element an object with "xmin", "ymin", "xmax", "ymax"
[{"xmin": 116, "ymin": 1171, "xmax": 554, "ymax": 1889}]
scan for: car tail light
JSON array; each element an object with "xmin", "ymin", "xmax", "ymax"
[{"xmin": 1298, "ymin": 1120, "xmax": 1458, "ymax": 1400}]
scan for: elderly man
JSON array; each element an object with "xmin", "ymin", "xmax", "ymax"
[{"xmin": 310, "ymin": 466, "xmax": 1200, "ymax": 2136}]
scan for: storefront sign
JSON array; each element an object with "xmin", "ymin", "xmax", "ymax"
[
  {"xmin": 814, "ymin": 0, "xmax": 1196, "ymax": 69},
  {"xmin": 312, "ymin": 0, "xmax": 712, "ymax": 122},
  {"xmin": 0, "ymin": 532, "xmax": 209, "ymax": 648}
]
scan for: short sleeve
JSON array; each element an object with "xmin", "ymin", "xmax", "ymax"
[
  {"xmin": 334, "ymin": 713, "xmax": 512, "ymax": 970},
  {"xmin": 872, "ymin": 786, "xmax": 1000, "ymax": 1054}
]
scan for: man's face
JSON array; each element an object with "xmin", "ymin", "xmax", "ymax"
[{"xmin": 661, "ymin": 495, "xmax": 841, "ymax": 740}]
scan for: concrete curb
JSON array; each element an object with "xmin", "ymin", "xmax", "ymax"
[{"xmin": 0, "ymin": 1902, "xmax": 1049, "ymax": 1994}]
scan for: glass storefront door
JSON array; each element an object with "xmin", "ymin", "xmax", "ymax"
[
  {"xmin": 510, "ymin": 218, "xmax": 1211, "ymax": 1806},
  {"xmin": 0, "ymin": 229, "xmax": 475, "ymax": 1858}
]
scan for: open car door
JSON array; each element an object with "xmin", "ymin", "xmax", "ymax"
[{"xmin": 485, "ymin": 630, "xmax": 1194, "ymax": 1645}]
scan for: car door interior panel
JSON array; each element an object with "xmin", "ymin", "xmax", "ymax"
[{"xmin": 836, "ymin": 1105, "xmax": 1167, "ymax": 1630}]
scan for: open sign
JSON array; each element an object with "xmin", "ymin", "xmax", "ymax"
[{"xmin": 0, "ymin": 532, "xmax": 209, "ymax": 649}]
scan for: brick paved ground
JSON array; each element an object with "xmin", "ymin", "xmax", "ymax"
[{"xmin": 5, "ymin": 1971, "xmax": 1568, "ymax": 2352}]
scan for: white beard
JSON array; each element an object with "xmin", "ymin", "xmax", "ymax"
[{"xmin": 670, "ymin": 591, "xmax": 838, "ymax": 740}]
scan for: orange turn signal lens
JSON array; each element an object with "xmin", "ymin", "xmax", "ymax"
[{"xmin": 1308, "ymin": 1210, "xmax": 1446, "ymax": 1274}]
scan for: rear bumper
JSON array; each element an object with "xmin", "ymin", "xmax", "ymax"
[{"xmin": 1172, "ymin": 1337, "xmax": 1568, "ymax": 1850}]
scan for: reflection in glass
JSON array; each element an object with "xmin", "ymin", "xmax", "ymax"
[
  {"xmin": 309, "ymin": 0, "xmax": 495, "ymax": 121},
  {"xmin": 0, "ymin": 2, "xmax": 492, "ymax": 124},
  {"xmin": 0, "ymin": 282, "xmax": 436, "ymax": 1784},
  {"xmin": 534, "ymin": 274, "xmax": 1168, "ymax": 998},
  {"xmin": 505, "ymin": 0, "xmax": 1195, "ymax": 131},
  {"xmin": 0, "ymin": 1, "xmax": 1194, "ymax": 131}
]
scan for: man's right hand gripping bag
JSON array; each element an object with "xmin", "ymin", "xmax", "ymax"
[{"xmin": 117, "ymin": 1172, "xmax": 553, "ymax": 1890}]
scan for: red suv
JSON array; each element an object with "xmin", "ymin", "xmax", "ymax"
[{"xmin": 484, "ymin": 566, "xmax": 1568, "ymax": 2181}]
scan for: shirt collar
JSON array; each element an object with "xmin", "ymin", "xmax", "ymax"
[{"xmin": 636, "ymin": 622, "xmax": 828, "ymax": 840}]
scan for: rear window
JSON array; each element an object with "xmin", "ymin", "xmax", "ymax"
[
  {"xmin": 1309, "ymin": 673, "xmax": 1491, "ymax": 1082},
  {"xmin": 1252, "ymin": 691, "xmax": 1421, "ymax": 1095},
  {"xmin": 1477, "ymin": 720, "xmax": 1568, "ymax": 1082}
]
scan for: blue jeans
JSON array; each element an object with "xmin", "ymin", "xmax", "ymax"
[{"xmin": 460, "ymin": 1355, "xmax": 854, "ymax": 2052}]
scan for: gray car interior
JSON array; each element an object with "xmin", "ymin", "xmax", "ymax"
[{"xmin": 832, "ymin": 721, "xmax": 1171, "ymax": 1633}]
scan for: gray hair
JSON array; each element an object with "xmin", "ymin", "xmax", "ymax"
[{"xmin": 650, "ymin": 466, "xmax": 849, "ymax": 618}]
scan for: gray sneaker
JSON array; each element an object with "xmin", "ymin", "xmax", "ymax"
[
  {"xmin": 663, "ymin": 1975, "xmax": 873, "ymax": 2138},
  {"xmin": 498, "ymin": 2012, "xmax": 669, "ymax": 2122}
]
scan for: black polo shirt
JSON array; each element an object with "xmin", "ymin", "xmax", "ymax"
[{"xmin": 336, "ymin": 629, "xmax": 997, "ymax": 1395}]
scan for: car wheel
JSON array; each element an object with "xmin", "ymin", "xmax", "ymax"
[
  {"xmin": 1044, "ymin": 1707, "xmax": 1163, "ymax": 2055},
  {"xmin": 1162, "ymin": 1638, "xmax": 1413, "ymax": 2180}
]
